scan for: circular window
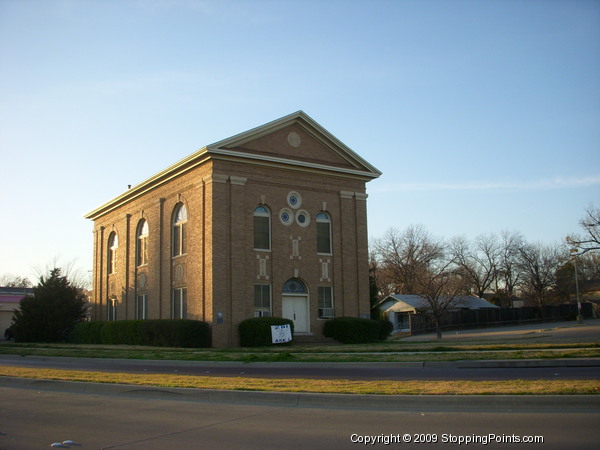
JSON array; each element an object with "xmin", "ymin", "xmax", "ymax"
[
  {"xmin": 287, "ymin": 191, "xmax": 302, "ymax": 209},
  {"xmin": 296, "ymin": 210, "xmax": 310, "ymax": 227},
  {"xmin": 279, "ymin": 208, "xmax": 293, "ymax": 226}
]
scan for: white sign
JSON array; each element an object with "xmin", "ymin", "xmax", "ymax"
[{"xmin": 271, "ymin": 324, "xmax": 292, "ymax": 344}]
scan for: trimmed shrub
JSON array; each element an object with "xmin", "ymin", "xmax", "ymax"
[
  {"xmin": 69, "ymin": 319, "xmax": 211, "ymax": 348},
  {"xmin": 378, "ymin": 319, "xmax": 394, "ymax": 341},
  {"xmin": 239, "ymin": 317, "xmax": 294, "ymax": 347},
  {"xmin": 323, "ymin": 317, "xmax": 381, "ymax": 344}
]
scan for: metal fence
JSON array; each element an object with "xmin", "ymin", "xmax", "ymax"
[{"xmin": 408, "ymin": 302, "xmax": 596, "ymax": 335}]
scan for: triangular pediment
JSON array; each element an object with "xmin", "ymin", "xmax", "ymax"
[{"xmin": 205, "ymin": 111, "xmax": 381, "ymax": 179}]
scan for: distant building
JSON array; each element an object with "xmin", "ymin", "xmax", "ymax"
[
  {"xmin": 0, "ymin": 286, "xmax": 33, "ymax": 337},
  {"xmin": 376, "ymin": 294, "xmax": 500, "ymax": 333},
  {"xmin": 85, "ymin": 111, "xmax": 381, "ymax": 347}
]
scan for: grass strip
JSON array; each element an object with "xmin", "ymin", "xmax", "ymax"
[
  {"xmin": 1, "ymin": 343, "xmax": 598, "ymax": 363},
  {"xmin": 1, "ymin": 366, "xmax": 598, "ymax": 395}
]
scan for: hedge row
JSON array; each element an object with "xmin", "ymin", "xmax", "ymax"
[
  {"xmin": 238, "ymin": 317, "xmax": 294, "ymax": 347},
  {"xmin": 70, "ymin": 320, "xmax": 211, "ymax": 348},
  {"xmin": 323, "ymin": 317, "xmax": 392, "ymax": 344}
]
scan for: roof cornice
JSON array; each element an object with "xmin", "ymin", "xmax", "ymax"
[
  {"xmin": 85, "ymin": 111, "xmax": 381, "ymax": 220},
  {"xmin": 84, "ymin": 149, "xmax": 210, "ymax": 220}
]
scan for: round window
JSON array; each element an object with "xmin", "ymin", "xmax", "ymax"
[
  {"xmin": 279, "ymin": 208, "xmax": 293, "ymax": 226},
  {"xmin": 295, "ymin": 210, "xmax": 310, "ymax": 227},
  {"xmin": 287, "ymin": 191, "xmax": 302, "ymax": 209}
]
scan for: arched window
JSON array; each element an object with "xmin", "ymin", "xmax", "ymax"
[
  {"xmin": 107, "ymin": 232, "xmax": 118, "ymax": 274},
  {"xmin": 316, "ymin": 212, "xmax": 332, "ymax": 254},
  {"xmin": 283, "ymin": 278, "xmax": 307, "ymax": 294},
  {"xmin": 172, "ymin": 203, "xmax": 188, "ymax": 257},
  {"xmin": 253, "ymin": 205, "xmax": 271, "ymax": 250},
  {"xmin": 136, "ymin": 219, "xmax": 149, "ymax": 266}
]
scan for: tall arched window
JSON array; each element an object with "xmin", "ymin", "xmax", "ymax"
[
  {"xmin": 253, "ymin": 205, "xmax": 271, "ymax": 250},
  {"xmin": 316, "ymin": 212, "xmax": 332, "ymax": 254},
  {"xmin": 136, "ymin": 219, "xmax": 149, "ymax": 266},
  {"xmin": 172, "ymin": 203, "xmax": 188, "ymax": 257},
  {"xmin": 107, "ymin": 232, "xmax": 118, "ymax": 274}
]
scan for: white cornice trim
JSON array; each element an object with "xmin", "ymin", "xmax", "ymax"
[
  {"xmin": 208, "ymin": 148, "xmax": 380, "ymax": 179},
  {"xmin": 84, "ymin": 150, "xmax": 210, "ymax": 220},
  {"xmin": 207, "ymin": 110, "xmax": 382, "ymax": 177},
  {"xmin": 85, "ymin": 111, "xmax": 381, "ymax": 221}
]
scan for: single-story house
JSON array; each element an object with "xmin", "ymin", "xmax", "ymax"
[
  {"xmin": 0, "ymin": 286, "xmax": 33, "ymax": 338},
  {"xmin": 376, "ymin": 294, "xmax": 500, "ymax": 332}
]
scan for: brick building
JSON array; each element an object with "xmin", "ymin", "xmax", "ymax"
[{"xmin": 85, "ymin": 111, "xmax": 381, "ymax": 347}]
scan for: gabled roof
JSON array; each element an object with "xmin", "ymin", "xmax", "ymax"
[
  {"xmin": 205, "ymin": 111, "xmax": 382, "ymax": 177},
  {"xmin": 380, "ymin": 294, "xmax": 500, "ymax": 313},
  {"xmin": 85, "ymin": 111, "xmax": 381, "ymax": 220}
]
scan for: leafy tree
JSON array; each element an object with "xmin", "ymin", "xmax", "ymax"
[{"xmin": 11, "ymin": 268, "xmax": 88, "ymax": 342}]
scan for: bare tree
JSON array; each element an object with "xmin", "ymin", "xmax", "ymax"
[
  {"xmin": 372, "ymin": 225, "xmax": 444, "ymax": 295},
  {"xmin": 372, "ymin": 225, "xmax": 466, "ymax": 339},
  {"xmin": 414, "ymin": 258, "xmax": 466, "ymax": 339},
  {"xmin": 567, "ymin": 204, "xmax": 600, "ymax": 255},
  {"xmin": 450, "ymin": 233, "xmax": 499, "ymax": 299},
  {"xmin": 34, "ymin": 257, "xmax": 91, "ymax": 291},
  {"xmin": 495, "ymin": 230, "xmax": 525, "ymax": 305},
  {"xmin": 0, "ymin": 274, "xmax": 32, "ymax": 288},
  {"xmin": 517, "ymin": 242, "xmax": 563, "ymax": 306}
]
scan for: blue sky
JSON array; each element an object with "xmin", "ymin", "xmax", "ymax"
[{"xmin": 1, "ymin": 0, "xmax": 599, "ymax": 283}]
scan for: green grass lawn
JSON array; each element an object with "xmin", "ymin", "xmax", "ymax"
[
  {"xmin": 0, "ymin": 340, "xmax": 598, "ymax": 363},
  {"xmin": 1, "ymin": 338, "xmax": 598, "ymax": 395},
  {"xmin": 1, "ymin": 366, "xmax": 598, "ymax": 395}
]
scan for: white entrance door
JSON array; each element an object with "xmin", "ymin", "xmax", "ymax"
[{"xmin": 282, "ymin": 296, "xmax": 309, "ymax": 333}]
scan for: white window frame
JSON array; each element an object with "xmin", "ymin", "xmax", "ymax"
[
  {"xmin": 136, "ymin": 220, "xmax": 149, "ymax": 267},
  {"xmin": 172, "ymin": 287, "xmax": 187, "ymax": 319},
  {"xmin": 253, "ymin": 205, "xmax": 271, "ymax": 251},
  {"xmin": 172, "ymin": 204, "xmax": 188, "ymax": 257},
  {"xmin": 108, "ymin": 297, "xmax": 117, "ymax": 321},
  {"xmin": 254, "ymin": 284, "xmax": 272, "ymax": 317},
  {"xmin": 107, "ymin": 232, "xmax": 118, "ymax": 274},
  {"xmin": 136, "ymin": 294, "xmax": 148, "ymax": 320},
  {"xmin": 318, "ymin": 286, "xmax": 334, "ymax": 319},
  {"xmin": 316, "ymin": 212, "xmax": 332, "ymax": 255}
]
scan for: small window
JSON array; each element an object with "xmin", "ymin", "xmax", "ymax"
[
  {"xmin": 318, "ymin": 286, "xmax": 334, "ymax": 318},
  {"xmin": 254, "ymin": 205, "xmax": 271, "ymax": 250},
  {"xmin": 287, "ymin": 191, "xmax": 302, "ymax": 209},
  {"xmin": 316, "ymin": 213, "xmax": 332, "ymax": 254},
  {"xmin": 136, "ymin": 220, "xmax": 149, "ymax": 266},
  {"xmin": 172, "ymin": 204, "xmax": 188, "ymax": 257},
  {"xmin": 254, "ymin": 284, "xmax": 272, "ymax": 317},
  {"xmin": 172, "ymin": 287, "xmax": 187, "ymax": 319},
  {"xmin": 296, "ymin": 210, "xmax": 310, "ymax": 227},
  {"xmin": 107, "ymin": 232, "xmax": 118, "ymax": 274},
  {"xmin": 136, "ymin": 294, "xmax": 148, "ymax": 319},
  {"xmin": 279, "ymin": 208, "xmax": 293, "ymax": 226}
]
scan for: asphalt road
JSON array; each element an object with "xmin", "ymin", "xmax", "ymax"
[
  {"xmin": 1, "ymin": 354, "xmax": 599, "ymax": 381},
  {"xmin": 0, "ymin": 379, "xmax": 598, "ymax": 449}
]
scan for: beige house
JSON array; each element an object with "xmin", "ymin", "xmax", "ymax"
[{"xmin": 85, "ymin": 111, "xmax": 381, "ymax": 347}]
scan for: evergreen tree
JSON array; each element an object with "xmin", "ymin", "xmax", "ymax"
[{"xmin": 11, "ymin": 268, "xmax": 88, "ymax": 342}]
